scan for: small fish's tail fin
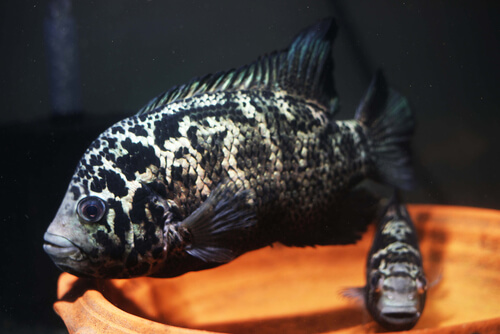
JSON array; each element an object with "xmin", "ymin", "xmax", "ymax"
[
  {"xmin": 356, "ymin": 70, "xmax": 416, "ymax": 190},
  {"xmin": 279, "ymin": 17, "xmax": 339, "ymax": 116}
]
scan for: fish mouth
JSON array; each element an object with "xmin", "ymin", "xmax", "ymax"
[
  {"xmin": 43, "ymin": 232, "xmax": 86, "ymax": 261},
  {"xmin": 379, "ymin": 308, "xmax": 420, "ymax": 328}
]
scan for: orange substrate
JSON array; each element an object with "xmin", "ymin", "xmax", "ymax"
[{"xmin": 54, "ymin": 205, "xmax": 500, "ymax": 333}]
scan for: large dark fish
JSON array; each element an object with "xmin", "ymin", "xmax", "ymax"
[
  {"xmin": 343, "ymin": 193, "xmax": 427, "ymax": 331},
  {"xmin": 43, "ymin": 18, "xmax": 415, "ymax": 279}
]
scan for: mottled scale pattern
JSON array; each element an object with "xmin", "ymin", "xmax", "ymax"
[
  {"xmin": 367, "ymin": 203, "xmax": 423, "ymax": 279},
  {"xmin": 363, "ymin": 198, "xmax": 427, "ymax": 331},
  {"xmin": 70, "ymin": 89, "xmax": 372, "ymax": 270},
  {"xmin": 44, "ymin": 18, "xmax": 415, "ymax": 279}
]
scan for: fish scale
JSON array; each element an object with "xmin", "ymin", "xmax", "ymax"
[{"xmin": 43, "ymin": 18, "xmax": 415, "ymax": 279}]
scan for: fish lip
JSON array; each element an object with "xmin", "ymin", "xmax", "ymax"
[
  {"xmin": 43, "ymin": 232, "xmax": 86, "ymax": 261},
  {"xmin": 379, "ymin": 308, "xmax": 420, "ymax": 325}
]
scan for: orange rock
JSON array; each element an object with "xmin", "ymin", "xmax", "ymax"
[{"xmin": 54, "ymin": 205, "xmax": 500, "ymax": 333}]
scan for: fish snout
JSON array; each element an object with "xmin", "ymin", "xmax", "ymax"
[{"xmin": 43, "ymin": 232, "xmax": 85, "ymax": 261}]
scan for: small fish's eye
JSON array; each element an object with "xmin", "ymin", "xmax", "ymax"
[
  {"xmin": 417, "ymin": 276, "xmax": 428, "ymax": 294},
  {"xmin": 77, "ymin": 196, "xmax": 107, "ymax": 223},
  {"xmin": 370, "ymin": 273, "xmax": 384, "ymax": 292},
  {"xmin": 370, "ymin": 275, "xmax": 378, "ymax": 288}
]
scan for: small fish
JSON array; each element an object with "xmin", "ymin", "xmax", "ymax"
[
  {"xmin": 343, "ymin": 193, "xmax": 427, "ymax": 331},
  {"xmin": 43, "ymin": 18, "xmax": 415, "ymax": 279}
]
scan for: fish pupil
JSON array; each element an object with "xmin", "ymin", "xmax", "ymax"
[
  {"xmin": 77, "ymin": 196, "xmax": 106, "ymax": 223},
  {"xmin": 85, "ymin": 205, "xmax": 98, "ymax": 218}
]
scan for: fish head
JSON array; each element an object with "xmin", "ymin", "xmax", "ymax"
[
  {"xmin": 43, "ymin": 125, "xmax": 173, "ymax": 278},
  {"xmin": 366, "ymin": 270, "xmax": 427, "ymax": 331}
]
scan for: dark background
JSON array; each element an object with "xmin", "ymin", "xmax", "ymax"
[{"xmin": 0, "ymin": 1, "xmax": 498, "ymax": 332}]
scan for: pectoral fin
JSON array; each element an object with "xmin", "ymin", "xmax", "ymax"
[
  {"xmin": 340, "ymin": 287, "xmax": 366, "ymax": 306},
  {"xmin": 181, "ymin": 183, "xmax": 257, "ymax": 263}
]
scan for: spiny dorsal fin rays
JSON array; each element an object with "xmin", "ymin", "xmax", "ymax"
[
  {"xmin": 136, "ymin": 18, "xmax": 338, "ymax": 117},
  {"xmin": 281, "ymin": 18, "xmax": 337, "ymax": 111}
]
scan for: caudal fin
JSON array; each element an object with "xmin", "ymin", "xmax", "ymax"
[{"xmin": 356, "ymin": 70, "xmax": 415, "ymax": 190}]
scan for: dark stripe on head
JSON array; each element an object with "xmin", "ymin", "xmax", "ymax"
[
  {"xmin": 111, "ymin": 125, "xmax": 126, "ymax": 135},
  {"xmin": 77, "ymin": 168, "xmax": 91, "ymax": 181},
  {"xmin": 129, "ymin": 187, "xmax": 151, "ymax": 225},
  {"xmin": 109, "ymin": 198, "xmax": 130, "ymax": 244},
  {"xmin": 127, "ymin": 186, "xmax": 162, "ymax": 256},
  {"xmin": 116, "ymin": 138, "xmax": 161, "ymax": 181},
  {"xmin": 147, "ymin": 181, "xmax": 168, "ymax": 198},
  {"xmin": 94, "ymin": 230, "xmax": 125, "ymax": 260},
  {"xmin": 129, "ymin": 124, "xmax": 149, "ymax": 137},
  {"xmin": 98, "ymin": 169, "xmax": 128, "ymax": 198},
  {"xmin": 90, "ymin": 176, "xmax": 105, "ymax": 193},
  {"xmin": 104, "ymin": 137, "xmax": 118, "ymax": 149},
  {"xmin": 153, "ymin": 114, "xmax": 182, "ymax": 150},
  {"xmin": 133, "ymin": 225, "xmax": 158, "ymax": 256},
  {"xmin": 70, "ymin": 185, "xmax": 81, "ymax": 200},
  {"xmin": 89, "ymin": 154, "xmax": 104, "ymax": 166}
]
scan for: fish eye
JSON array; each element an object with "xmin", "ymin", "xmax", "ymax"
[
  {"xmin": 370, "ymin": 275, "xmax": 378, "ymax": 288},
  {"xmin": 417, "ymin": 276, "xmax": 428, "ymax": 294},
  {"xmin": 370, "ymin": 273, "xmax": 384, "ymax": 292},
  {"xmin": 77, "ymin": 196, "xmax": 107, "ymax": 223}
]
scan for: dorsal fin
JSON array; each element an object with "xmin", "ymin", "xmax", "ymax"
[
  {"xmin": 279, "ymin": 18, "xmax": 337, "ymax": 112},
  {"xmin": 137, "ymin": 18, "xmax": 338, "ymax": 116}
]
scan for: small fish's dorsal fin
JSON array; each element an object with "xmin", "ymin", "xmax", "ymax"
[{"xmin": 137, "ymin": 18, "xmax": 338, "ymax": 116}]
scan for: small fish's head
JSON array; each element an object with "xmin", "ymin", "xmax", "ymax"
[
  {"xmin": 366, "ymin": 271, "xmax": 427, "ymax": 331},
  {"xmin": 43, "ymin": 126, "xmax": 172, "ymax": 278}
]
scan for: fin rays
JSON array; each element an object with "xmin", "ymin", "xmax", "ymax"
[
  {"xmin": 181, "ymin": 183, "xmax": 257, "ymax": 263},
  {"xmin": 356, "ymin": 71, "xmax": 415, "ymax": 190}
]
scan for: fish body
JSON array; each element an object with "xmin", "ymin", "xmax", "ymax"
[
  {"xmin": 43, "ymin": 18, "xmax": 415, "ymax": 279},
  {"xmin": 344, "ymin": 193, "xmax": 427, "ymax": 331}
]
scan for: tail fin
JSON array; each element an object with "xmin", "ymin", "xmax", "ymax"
[{"xmin": 356, "ymin": 70, "xmax": 415, "ymax": 190}]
